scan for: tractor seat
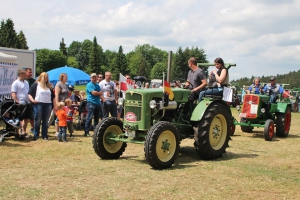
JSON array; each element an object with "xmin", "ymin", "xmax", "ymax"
[{"xmin": 203, "ymin": 95, "xmax": 223, "ymax": 100}]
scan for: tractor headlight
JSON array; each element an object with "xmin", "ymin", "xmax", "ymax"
[
  {"xmin": 118, "ymin": 98, "xmax": 124, "ymax": 106},
  {"xmin": 261, "ymin": 108, "xmax": 266, "ymax": 113},
  {"xmin": 149, "ymin": 100, "xmax": 157, "ymax": 109}
]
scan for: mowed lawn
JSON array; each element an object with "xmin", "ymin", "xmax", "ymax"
[{"xmin": 1, "ymin": 107, "xmax": 300, "ymax": 199}]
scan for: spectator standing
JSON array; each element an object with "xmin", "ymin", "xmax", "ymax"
[
  {"xmin": 65, "ymin": 98, "xmax": 75, "ymax": 138},
  {"xmin": 28, "ymin": 72, "xmax": 56, "ymax": 140},
  {"xmin": 56, "ymin": 102, "xmax": 68, "ymax": 142},
  {"xmin": 25, "ymin": 67, "xmax": 35, "ymax": 133},
  {"xmin": 97, "ymin": 74, "xmax": 103, "ymax": 83},
  {"xmin": 25, "ymin": 67, "xmax": 35, "ymax": 87},
  {"xmin": 54, "ymin": 73, "xmax": 69, "ymax": 136},
  {"xmin": 296, "ymin": 93, "xmax": 300, "ymax": 112},
  {"xmin": 99, "ymin": 71, "xmax": 118, "ymax": 119},
  {"xmin": 85, "ymin": 73, "xmax": 103, "ymax": 137},
  {"xmin": 11, "ymin": 69, "xmax": 33, "ymax": 138}
]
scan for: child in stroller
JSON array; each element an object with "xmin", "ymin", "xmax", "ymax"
[
  {"xmin": 0, "ymin": 99, "xmax": 26, "ymax": 142},
  {"xmin": 75, "ymin": 99, "xmax": 88, "ymax": 130}
]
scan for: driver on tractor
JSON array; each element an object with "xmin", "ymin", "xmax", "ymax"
[
  {"xmin": 262, "ymin": 76, "xmax": 292, "ymax": 103},
  {"xmin": 184, "ymin": 57, "xmax": 207, "ymax": 101}
]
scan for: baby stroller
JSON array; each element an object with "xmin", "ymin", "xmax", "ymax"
[
  {"xmin": 0, "ymin": 99, "xmax": 26, "ymax": 142},
  {"xmin": 75, "ymin": 99, "xmax": 88, "ymax": 130}
]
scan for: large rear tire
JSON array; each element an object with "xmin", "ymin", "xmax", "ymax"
[
  {"xmin": 194, "ymin": 103, "xmax": 231, "ymax": 160},
  {"xmin": 276, "ymin": 106, "xmax": 291, "ymax": 137},
  {"xmin": 92, "ymin": 118, "xmax": 127, "ymax": 159},
  {"xmin": 145, "ymin": 121, "xmax": 180, "ymax": 169},
  {"xmin": 264, "ymin": 119, "xmax": 274, "ymax": 141}
]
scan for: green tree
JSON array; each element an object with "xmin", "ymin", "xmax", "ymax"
[
  {"xmin": 76, "ymin": 39, "xmax": 92, "ymax": 71},
  {"xmin": 150, "ymin": 62, "xmax": 168, "ymax": 79},
  {"xmin": 90, "ymin": 36, "xmax": 101, "ymax": 73},
  {"xmin": 68, "ymin": 41, "xmax": 82, "ymax": 57},
  {"xmin": 0, "ymin": 18, "xmax": 18, "ymax": 48},
  {"xmin": 16, "ymin": 31, "xmax": 28, "ymax": 49},
  {"xmin": 36, "ymin": 49, "xmax": 67, "ymax": 75},
  {"xmin": 67, "ymin": 56, "xmax": 78, "ymax": 68},
  {"xmin": 59, "ymin": 38, "xmax": 68, "ymax": 56}
]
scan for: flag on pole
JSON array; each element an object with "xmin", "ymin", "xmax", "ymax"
[
  {"xmin": 119, "ymin": 73, "xmax": 134, "ymax": 91},
  {"xmin": 164, "ymin": 80, "xmax": 174, "ymax": 100}
]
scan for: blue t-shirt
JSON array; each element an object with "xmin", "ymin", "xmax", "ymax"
[
  {"xmin": 86, "ymin": 82, "xmax": 101, "ymax": 105},
  {"xmin": 248, "ymin": 84, "xmax": 261, "ymax": 94}
]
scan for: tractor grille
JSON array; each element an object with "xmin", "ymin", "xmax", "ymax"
[
  {"xmin": 242, "ymin": 94, "xmax": 260, "ymax": 118},
  {"xmin": 124, "ymin": 92, "xmax": 142, "ymax": 121}
]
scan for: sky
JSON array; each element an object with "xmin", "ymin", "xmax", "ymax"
[{"xmin": 1, "ymin": 0, "xmax": 300, "ymax": 81}]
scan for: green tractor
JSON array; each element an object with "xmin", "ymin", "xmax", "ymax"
[
  {"xmin": 92, "ymin": 63, "xmax": 236, "ymax": 169},
  {"xmin": 233, "ymin": 93, "xmax": 292, "ymax": 141}
]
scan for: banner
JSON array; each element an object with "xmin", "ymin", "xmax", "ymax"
[{"xmin": 0, "ymin": 52, "xmax": 18, "ymax": 95}]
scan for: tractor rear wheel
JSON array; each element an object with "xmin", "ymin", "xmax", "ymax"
[
  {"xmin": 92, "ymin": 118, "xmax": 127, "ymax": 159},
  {"xmin": 240, "ymin": 118, "xmax": 253, "ymax": 133},
  {"xmin": 276, "ymin": 106, "xmax": 291, "ymax": 137},
  {"xmin": 264, "ymin": 119, "xmax": 274, "ymax": 141},
  {"xmin": 145, "ymin": 121, "xmax": 180, "ymax": 169},
  {"xmin": 194, "ymin": 102, "xmax": 231, "ymax": 160}
]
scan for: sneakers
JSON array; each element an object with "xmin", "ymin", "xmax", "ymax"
[{"xmin": 24, "ymin": 133, "xmax": 30, "ymax": 138}]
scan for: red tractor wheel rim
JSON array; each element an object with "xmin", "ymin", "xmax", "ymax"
[
  {"xmin": 284, "ymin": 111, "xmax": 291, "ymax": 133},
  {"xmin": 269, "ymin": 122, "xmax": 274, "ymax": 138}
]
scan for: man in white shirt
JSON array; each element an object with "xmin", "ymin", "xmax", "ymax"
[
  {"xmin": 99, "ymin": 71, "xmax": 118, "ymax": 119},
  {"xmin": 11, "ymin": 69, "xmax": 34, "ymax": 138}
]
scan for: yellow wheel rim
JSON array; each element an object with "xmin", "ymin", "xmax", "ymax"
[
  {"xmin": 103, "ymin": 125, "xmax": 123, "ymax": 153},
  {"xmin": 209, "ymin": 114, "xmax": 227, "ymax": 150},
  {"xmin": 156, "ymin": 130, "xmax": 176, "ymax": 162}
]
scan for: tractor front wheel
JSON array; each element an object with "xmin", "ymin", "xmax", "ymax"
[
  {"xmin": 145, "ymin": 121, "xmax": 180, "ymax": 169},
  {"xmin": 264, "ymin": 119, "xmax": 274, "ymax": 141},
  {"xmin": 194, "ymin": 102, "xmax": 231, "ymax": 160},
  {"xmin": 276, "ymin": 106, "xmax": 291, "ymax": 137},
  {"xmin": 92, "ymin": 118, "xmax": 127, "ymax": 159}
]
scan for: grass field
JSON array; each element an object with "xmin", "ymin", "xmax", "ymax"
[{"xmin": 1, "ymin": 108, "xmax": 300, "ymax": 199}]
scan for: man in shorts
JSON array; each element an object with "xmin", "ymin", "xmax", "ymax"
[{"xmin": 11, "ymin": 69, "xmax": 34, "ymax": 138}]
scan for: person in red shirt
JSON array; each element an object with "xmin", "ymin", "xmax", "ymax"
[
  {"xmin": 56, "ymin": 102, "xmax": 68, "ymax": 142},
  {"xmin": 64, "ymin": 98, "xmax": 75, "ymax": 138}
]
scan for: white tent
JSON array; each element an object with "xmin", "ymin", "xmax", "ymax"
[{"xmin": 0, "ymin": 52, "xmax": 18, "ymax": 64}]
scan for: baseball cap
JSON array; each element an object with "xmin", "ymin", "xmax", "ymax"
[
  {"xmin": 90, "ymin": 73, "xmax": 97, "ymax": 77},
  {"xmin": 270, "ymin": 76, "xmax": 276, "ymax": 81}
]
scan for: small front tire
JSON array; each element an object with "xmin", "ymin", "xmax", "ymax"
[
  {"xmin": 264, "ymin": 119, "xmax": 274, "ymax": 141},
  {"xmin": 145, "ymin": 121, "xmax": 180, "ymax": 169},
  {"xmin": 92, "ymin": 117, "xmax": 127, "ymax": 159}
]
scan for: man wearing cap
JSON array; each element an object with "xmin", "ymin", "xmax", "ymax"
[
  {"xmin": 84, "ymin": 73, "xmax": 103, "ymax": 137},
  {"xmin": 262, "ymin": 76, "xmax": 292, "ymax": 103}
]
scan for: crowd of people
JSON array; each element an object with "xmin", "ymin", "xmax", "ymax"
[{"xmin": 8, "ymin": 57, "xmax": 291, "ymax": 141}]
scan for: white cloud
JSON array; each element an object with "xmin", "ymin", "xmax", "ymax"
[{"xmin": 1, "ymin": 0, "xmax": 300, "ymax": 81}]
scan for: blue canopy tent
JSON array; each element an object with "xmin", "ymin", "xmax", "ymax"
[{"xmin": 47, "ymin": 66, "xmax": 90, "ymax": 86}]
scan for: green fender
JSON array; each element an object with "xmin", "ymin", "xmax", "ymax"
[
  {"xmin": 276, "ymin": 102, "xmax": 291, "ymax": 113},
  {"xmin": 190, "ymin": 100, "xmax": 212, "ymax": 121}
]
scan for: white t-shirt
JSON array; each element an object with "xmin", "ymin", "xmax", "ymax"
[
  {"xmin": 99, "ymin": 80, "xmax": 116, "ymax": 101},
  {"xmin": 35, "ymin": 83, "xmax": 52, "ymax": 103},
  {"xmin": 11, "ymin": 79, "xmax": 29, "ymax": 104}
]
